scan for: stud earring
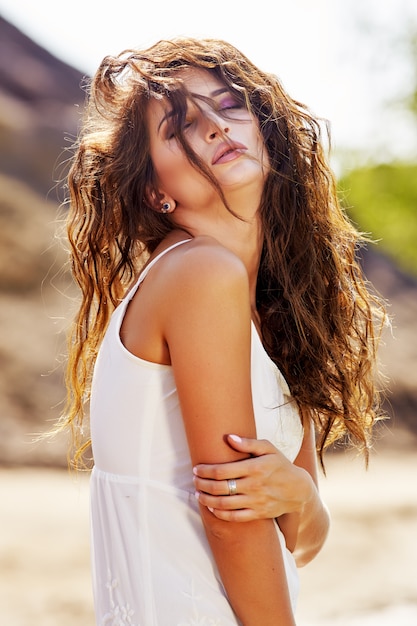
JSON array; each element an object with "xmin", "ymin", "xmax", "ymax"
[{"xmin": 161, "ymin": 202, "xmax": 171, "ymax": 213}]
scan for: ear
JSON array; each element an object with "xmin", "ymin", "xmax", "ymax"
[{"xmin": 146, "ymin": 187, "xmax": 176, "ymax": 214}]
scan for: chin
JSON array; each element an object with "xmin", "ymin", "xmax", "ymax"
[{"xmin": 220, "ymin": 166, "xmax": 265, "ymax": 195}]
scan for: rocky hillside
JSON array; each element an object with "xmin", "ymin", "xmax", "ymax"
[
  {"xmin": 0, "ymin": 15, "xmax": 86, "ymax": 194},
  {"xmin": 0, "ymin": 16, "xmax": 86, "ymax": 466},
  {"xmin": 0, "ymin": 16, "xmax": 415, "ymax": 467}
]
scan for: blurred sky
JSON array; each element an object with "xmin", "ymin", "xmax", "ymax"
[{"xmin": 1, "ymin": 0, "xmax": 417, "ymax": 171}]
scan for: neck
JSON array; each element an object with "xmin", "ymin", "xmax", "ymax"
[
  {"xmin": 172, "ymin": 181, "xmax": 265, "ymax": 308},
  {"xmin": 174, "ymin": 209, "xmax": 263, "ymax": 310}
]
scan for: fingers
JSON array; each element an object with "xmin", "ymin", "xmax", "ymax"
[
  {"xmin": 195, "ymin": 476, "xmax": 251, "ymax": 509},
  {"xmin": 196, "ymin": 490, "xmax": 247, "ymax": 512},
  {"xmin": 195, "ymin": 488, "xmax": 267, "ymax": 521},
  {"xmin": 195, "ymin": 476, "xmax": 231, "ymax": 496},
  {"xmin": 193, "ymin": 459, "xmax": 251, "ymax": 481},
  {"xmin": 195, "ymin": 476, "xmax": 280, "ymax": 518},
  {"xmin": 193, "ymin": 436, "xmax": 280, "ymax": 481},
  {"xmin": 207, "ymin": 507, "xmax": 260, "ymax": 523},
  {"xmin": 196, "ymin": 489, "xmax": 276, "ymax": 522},
  {"xmin": 226, "ymin": 434, "xmax": 279, "ymax": 456}
]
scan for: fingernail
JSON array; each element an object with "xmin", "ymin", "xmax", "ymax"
[
  {"xmin": 208, "ymin": 507, "xmax": 214, "ymax": 513},
  {"xmin": 194, "ymin": 491, "xmax": 200, "ymax": 500},
  {"xmin": 229, "ymin": 434, "xmax": 242, "ymax": 443},
  {"xmin": 193, "ymin": 467, "xmax": 198, "ymax": 475}
]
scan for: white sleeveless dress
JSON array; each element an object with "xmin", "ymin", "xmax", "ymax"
[{"xmin": 89, "ymin": 239, "xmax": 304, "ymax": 626}]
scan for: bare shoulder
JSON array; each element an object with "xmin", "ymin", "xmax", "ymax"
[
  {"xmin": 151, "ymin": 236, "xmax": 251, "ymax": 337},
  {"xmin": 167, "ymin": 235, "xmax": 247, "ymax": 269},
  {"xmin": 160, "ymin": 236, "xmax": 249, "ymax": 295}
]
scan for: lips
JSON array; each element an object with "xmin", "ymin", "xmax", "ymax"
[{"xmin": 212, "ymin": 141, "xmax": 247, "ymax": 165}]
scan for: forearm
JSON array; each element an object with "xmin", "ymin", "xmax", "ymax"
[
  {"xmin": 200, "ymin": 505, "xmax": 296, "ymax": 626},
  {"xmin": 278, "ymin": 478, "xmax": 330, "ymax": 567}
]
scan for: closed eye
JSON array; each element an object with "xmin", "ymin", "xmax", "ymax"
[
  {"xmin": 219, "ymin": 97, "xmax": 243, "ymax": 112},
  {"xmin": 166, "ymin": 117, "xmax": 194, "ymax": 139}
]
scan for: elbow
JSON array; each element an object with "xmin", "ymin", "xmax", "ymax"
[
  {"xmin": 293, "ymin": 529, "xmax": 328, "ymax": 567},
  {"xmin": 294, "ymin": 508, "xmax": 331, "ymax": 568},
  {"xmin": 294, "ymin": 536, "xmax": 327, "ymax": 567},
  {"xmin": 294, "ymin": 546, "xmax": 320, "ymax": 568}
]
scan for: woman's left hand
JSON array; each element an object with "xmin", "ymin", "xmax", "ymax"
[{"xmin": 193, "ymin": 434, "xmax": 315, "ymax": 522}]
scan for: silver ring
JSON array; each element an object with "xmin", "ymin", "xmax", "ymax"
[{"xmin": 227, "ymin": 479, "xmax": 237, "ymax": 496}]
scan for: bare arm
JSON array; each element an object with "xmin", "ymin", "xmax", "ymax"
[
  {"xmin": 193, "ymin": 426, "xmax": 330, "ymax": 567},
  {"xmin": 160, "ymin": 242, "xmax": 296, "ymax": 625},
  {"xmin": 277, "ymin": 425, "xmax": 330, "ymax": 567}
]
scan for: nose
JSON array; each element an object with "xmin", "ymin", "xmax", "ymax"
[{"xmin": 204, "ymin": 112, "xmax": 230, "ymax": 141}]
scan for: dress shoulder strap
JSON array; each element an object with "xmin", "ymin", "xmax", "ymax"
[
  {"xmin": 139, "ymin": 239, "xmax": 193, "ymax": 282},
  {"xmin": 125, "ymin": 239, "xmax": 193, "ymax": 301}
]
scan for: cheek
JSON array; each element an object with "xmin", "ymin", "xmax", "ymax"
[
  {"xmin": 152, "ymin": 147, "xmax": 190, "ymax": 186},
  {"xmin": 151, "ymin": 148, "xmax": 205, "ymax": 203}
]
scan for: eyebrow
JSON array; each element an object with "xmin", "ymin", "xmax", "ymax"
[{"xmin": 157, "ymin": 87, "xmax": 230, "ymax": 133}]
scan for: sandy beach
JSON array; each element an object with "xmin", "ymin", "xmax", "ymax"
[{"xmin": 1, "ymin": 441, "xmax": 416, "ymax": 626}]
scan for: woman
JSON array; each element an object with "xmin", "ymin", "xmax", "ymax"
[{"xmin": 61, "ymin": 38, "xmax": 386, "ymax": 625}]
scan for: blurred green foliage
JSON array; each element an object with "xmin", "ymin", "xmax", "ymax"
[{"xmin": 339, "ymin": 162, "xmax": 417, "ymax": 276}]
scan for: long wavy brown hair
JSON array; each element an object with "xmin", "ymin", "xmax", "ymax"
[{"xmin": 59, "ymin": 37, "xmax": 387, "ymax": 469}]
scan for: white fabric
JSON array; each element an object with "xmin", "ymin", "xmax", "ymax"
[{"xmin": 89, "ymin": 239, "xmax": 304, "ymax": 626}]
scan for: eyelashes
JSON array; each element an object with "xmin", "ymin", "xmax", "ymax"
[
  {"xmin": 218, "ymin": 96, "xmax": 242, "ymax": 111},
  {"xmin": 164, "ymin": 94, "xmax": 247, "ymax": 139}
]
